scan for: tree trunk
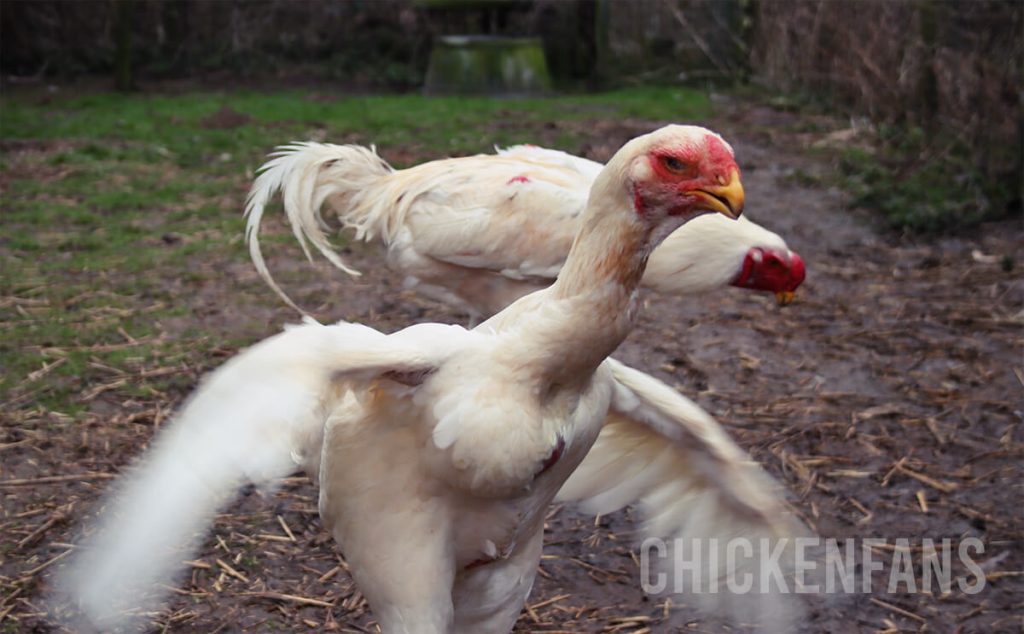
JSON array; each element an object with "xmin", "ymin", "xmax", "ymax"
[
  {"xmin": 593, "ymin": 0, "xmax": 610, "ymax": 88},
  {"xmin": 113, "ymin": 0, "xmax": 135, "ymax": 91}
]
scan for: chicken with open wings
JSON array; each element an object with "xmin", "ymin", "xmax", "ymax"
[{"xmin": 60, "ymin": 126, "xmax": 803, "ymax": 633}]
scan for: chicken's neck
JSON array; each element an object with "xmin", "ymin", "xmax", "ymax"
[{"xmin": 530, "ymin": 210, "xmax": 653, "ymax": 382}]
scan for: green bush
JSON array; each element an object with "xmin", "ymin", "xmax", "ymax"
[{"xmin": 838, "ymin": 127, "xmax": 1018, "ymax": 234}]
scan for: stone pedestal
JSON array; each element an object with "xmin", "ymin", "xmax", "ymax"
[{"xmin": 424, "ymin": 35, "xmax": 551, "ymax": 96}]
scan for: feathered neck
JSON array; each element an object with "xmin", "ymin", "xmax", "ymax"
[
  {"xmin": 480, "ymin": 141, "xmax": 665, "ymax": 384},
  {"xmin": 481, "ymin": 171, "xmax": 653, "ymax": 384},
  {"xmin": 552, "ymin": 145, "xmax": 651, "ymax": 298},
  {"xmin": 552, "ymin": 201, "xmax": 650, "ymax": 300}
]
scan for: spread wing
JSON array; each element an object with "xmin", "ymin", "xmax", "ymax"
[
  {"xmin": 56, "ymin": 319, "xmax": 467, "ymax": 631},
  {"xmin": 558, "ymin": 358, "xmax": 806, "ymax": 630}
]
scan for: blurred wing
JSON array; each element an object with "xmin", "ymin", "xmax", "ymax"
[
  {"xmin": 57, "ymin": 319, "xmax": 462, "ymax": 631},
  {"xmin": 558, "ymin": 358, "xmax": 806, "ymax": 630}
]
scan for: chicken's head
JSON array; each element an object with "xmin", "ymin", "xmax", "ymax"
[
  {"xmin": 732, "ymin": 247, "xmax": 806, "ymax": 306},
  {"xmin": 622, "ymin": 124, "xmax": 745, "ymax": 224}
]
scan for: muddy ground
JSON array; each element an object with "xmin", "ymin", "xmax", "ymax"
[{"xmin": 2, "ymin": 99, "xmax": 1022, "ymax": 633}]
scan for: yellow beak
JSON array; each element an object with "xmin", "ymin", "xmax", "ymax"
[
  {"xmin": 775, "ymin": 291, "xmax": 795, "ymax": 306},
  {"xmin": 689, "ymin": 170, "xmax": 744, "ymax": 219}
]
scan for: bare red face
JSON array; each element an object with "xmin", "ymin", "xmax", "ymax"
[
  {"xmin": 731, "ymin": 247, "xmax": 807, "ymax": 305},
  {"xmin": 635, "ymin": 134, "xmax": 744, "ymax": 220},
  {"xmin": 649, "ymin": 135, "xmax": 738, "ymax": 183}
]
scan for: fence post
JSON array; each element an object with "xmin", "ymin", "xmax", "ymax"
[{"xmin": 113, "ymin": 0, "xmax": 135, "ymax": 91}]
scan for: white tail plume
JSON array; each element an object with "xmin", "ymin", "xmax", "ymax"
[{"xmin": 244, "ymin": 143, "xmax": 394, "ymax": 311}]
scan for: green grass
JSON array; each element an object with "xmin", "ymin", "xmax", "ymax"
[
  {"xmin": 0, "ymin": 87, "xmax": 710, "ymax": 164},
  {"xmin": 0, "ymin": 86, "xmax": 711, "ymax": 420},
  {"xmin": 834, "ymin": 124, "xmax": 1018, "ymax": 234}
]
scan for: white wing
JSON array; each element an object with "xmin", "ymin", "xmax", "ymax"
[
  {"xmin": 496, "ymin": 144, "xmax": 605, "ymax": 181},
  {"xmin": 56, "ymin": 319, "xmax": 466, "ymax": 631},
  {"xmin": 558, "ymin": 358, "xmax": 806, "ymax": 630},
  {"xmin": 390, "ymin": 154, "xmax": 587, "ymax": 280}
]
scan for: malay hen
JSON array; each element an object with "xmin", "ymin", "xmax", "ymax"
[
  {"xmin": 245, "ymin": 139, "xmax": 805, "ymax": 319},
  {"xmin": 60, "ymin": 126, "xmax": 802, "ymax": 633}
]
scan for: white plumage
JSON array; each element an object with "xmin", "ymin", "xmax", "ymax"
[
  {"xmin": 245, "ymin": 140, "xmax": 805, "ymax": 318},
  {"xmin": 59, "ymin": 125, "xmax": 802, "ymax": 633}
]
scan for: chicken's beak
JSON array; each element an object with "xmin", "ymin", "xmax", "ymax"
[
  {"xmin": 690, "ymin": 170, "xmax": 744, "ymax": 219},
  {"xmin": 775, "ymin": 290, "xmax": 795, "ymax": 306}
]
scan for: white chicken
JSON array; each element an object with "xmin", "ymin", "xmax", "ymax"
[
  {"xmin": 244, "ymin": 139, "xmax": 805, "ymax": 319},
  {"xmin": 59, "ymin": 126, "xmax": 802, "ymax": 633}
]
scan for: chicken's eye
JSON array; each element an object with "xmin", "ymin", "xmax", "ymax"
[{"xmin": 661, "ymin": 155, "xmax": 697, "ymax": 178}]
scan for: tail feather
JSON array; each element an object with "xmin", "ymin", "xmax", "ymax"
[{"xmin": 244, "ymin": 142, "xmax": 394, "ymax": 311}]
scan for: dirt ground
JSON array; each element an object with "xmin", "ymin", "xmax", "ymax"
[{"xmin": 2, "ymin": 99, "xmax": 1022, "ymax": 633}]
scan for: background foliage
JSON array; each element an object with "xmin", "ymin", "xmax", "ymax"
[{"xmin": 1, "ymin": 0, "xmax": 1021, "ymax": 231}]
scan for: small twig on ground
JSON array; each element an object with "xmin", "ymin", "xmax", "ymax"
[
  {"xmin": 0, "ymin": 473, "xmax": 115, "ymax": 487},
  {"xmin": 241, "ymin": 591, "xmax": 335, "ymax": 608},
  {"xmin": 870, "ymin": 597, "xmax": 927, "ymax": 623}
]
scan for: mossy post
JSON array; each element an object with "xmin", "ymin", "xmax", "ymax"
[
  {"xmin": 425, "ymin": 35, "xmax": 551, "ymax": 96},
  {"xmin": 418, "ymin": 0, "xmax": 552, "ymax": 95}
]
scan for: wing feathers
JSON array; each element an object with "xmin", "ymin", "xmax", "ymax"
[
  {"xmin": 558, "ymin": 358, "xmax": 806, "ymax": 631},
  {"xmin": 55, "ymin": 320, "xmax": 444, "ymax": 630}
]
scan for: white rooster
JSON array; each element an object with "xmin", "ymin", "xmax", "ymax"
[
  {"xmin": 244, "ymin": 140, "xmax": 805, "ymax": 319},
  {"xmin": 59, "ymin": 126, "xmax": 802, "ymax": 633}
]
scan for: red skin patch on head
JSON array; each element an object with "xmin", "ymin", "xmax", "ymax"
[
  {"xmin": 649, "ymin": 149, "xmax": 701, "ymax": 182},
  {"xmin": 507, "ymin": 175, "xmax": 530, "ymax": 185},
  {"xmin": 731, "ymin": 247, "xmax": 807, "ymax": 293},
  {"xmin": 647, "ymin": 134, "xmax": 739, "ymax": 194},
  {"xmin": 637, "ymin": 134, "xmax": 740, "ymax": 218},
  {"xmin": 732, "ymin": 249, "xmax": 758, "ymax": 288},
  {"xmin": 703, "ymin": 135, "xmax": 738, "ymax": 177}
]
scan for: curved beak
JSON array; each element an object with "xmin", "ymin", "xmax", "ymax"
[{"xmin": 690, "ymin": 169, "xmax": 744, "ymax": 219}]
